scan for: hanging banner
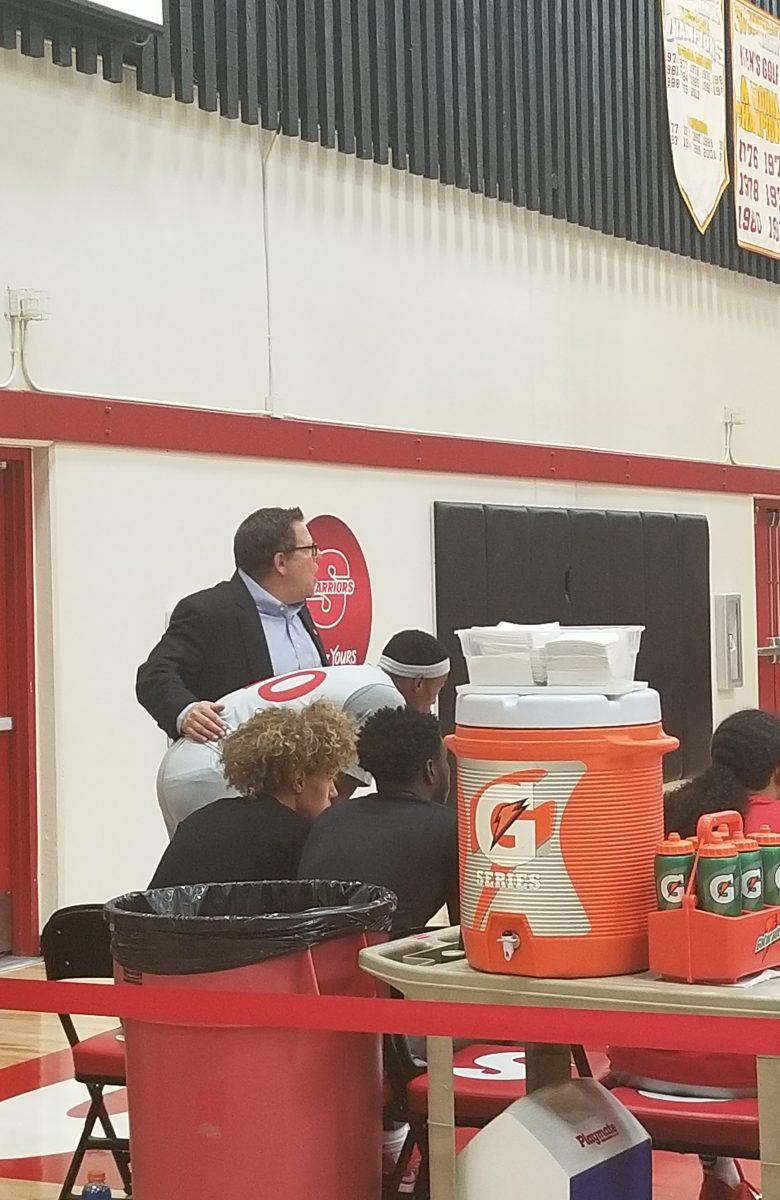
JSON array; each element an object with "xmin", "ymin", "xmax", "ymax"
[
  {"xmin": 732, "ymin": 0, "xmax": 780, "ymax": 258},
  {"xmin": 662, "ymin": 0, "xmax": 729, "ymax": 233}
]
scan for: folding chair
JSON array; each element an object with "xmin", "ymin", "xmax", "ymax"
[
  {"xmin": 608, "ymin": 1085, "xmax": 759, "ymax": 1161},
  {"xmin": 40, "ymin": 904, "xmax": 132, "ymax": 1200},
  {"xmin": 605, "ymin": 1047, "xmax": 759, "ymax": 1172}
]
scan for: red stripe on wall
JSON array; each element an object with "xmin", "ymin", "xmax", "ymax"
[{"xmin": 1, "ymin": 388, "xmax": 780, "ymax": 496}]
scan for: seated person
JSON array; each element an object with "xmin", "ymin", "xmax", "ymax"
[
  {"xmin": 298, "ymin": 706, "xmax": 459, "ymax": 937},
  {"xmin": 149, "ymin": 700, "xmax": 356, "ymax": 889},
  {"xmin": 666, "ymin": 707, "xmax": 780, "ymax": 838},
  {"xmin": 610, "ymin": 710, "xmax": 780, "ymax": 1200},
  {"xmin": 157, "ymin": 628, "xmax": 450, "ymax": 836}
]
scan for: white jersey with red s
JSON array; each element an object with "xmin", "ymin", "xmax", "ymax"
[{"xmin": 156, "ymin": 665, "xmax": 403, "ymax": 835}]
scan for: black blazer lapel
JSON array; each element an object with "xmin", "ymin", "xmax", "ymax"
[
  {"xmin": 301, "ymin": 604, "xmax": 329, "ymax": 666},
  {"xmin": 230, "ymin": 572, "xmax": 273, "ymax": 681}
]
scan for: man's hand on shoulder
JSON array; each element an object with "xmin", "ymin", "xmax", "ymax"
[{"xmin": 181, "ymin": 701, "xmax": 228, "ymax": 743}]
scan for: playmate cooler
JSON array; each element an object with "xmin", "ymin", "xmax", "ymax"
[
  {"xmin": 457, "ymin": 1078, "xmax": 651, "ymax": 1200},
  {"xmin": 447, "ymin": 688, "xmax": 678, "ymax": 978}
]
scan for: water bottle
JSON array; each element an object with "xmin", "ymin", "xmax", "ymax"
[
  {"xmin": 81, "ymin": 1171, "xmax": 112, "ymax": 1198},
  {"xmin": 696, "ymin": 831, "xmax": 742, "ymax": 916},
  {"xmin": 654, "ymin": 832, "xmax": 695, "ymax": 910}
]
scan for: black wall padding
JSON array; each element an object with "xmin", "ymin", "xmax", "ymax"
[
  {"xmin": 569, "ymin": 509, "xmax": 612, "ymax": 625},
  {"xmin": 528, "ymin": 509, "xmax": 573, "ymax": 625},
  {"xmin": 5, "ymin": 0, "xmax": 780, "ymax": 285},
  {"xmin": 434, "ymin": 501, "xmax": 713, "ymax": 782},
  {"xmin": 640, "ymin": 512, "xmax": 685, "ymax": 780},
  {"xmin": 677, "ymin": 516, "xmax": 714, "ymax": 777},
  {"xmin": 605, "ymin": 511, "xmax": 646, "ymax": 629},
  {"xmin": 434, "ymin": 503, "xmax": 488, "ymax": 735},
  {"xmin": 484, "ymin": 505, "xmax": 532, "ymax": 625}
]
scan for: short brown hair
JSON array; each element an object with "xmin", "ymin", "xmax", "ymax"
[
  {"xmin": 233, "ymin": 507, "xmax": 304, "ymax": 578},
  {"xmin": 220, "ymin": 700, "xmax": 357, "ymax": 798}
]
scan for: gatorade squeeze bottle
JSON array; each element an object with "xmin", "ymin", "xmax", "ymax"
[
  {"xmin": 732, "ymin": 833, "xmax": 764, "ymax": 912},
  {"xmin": 696, "ymin": 831, "xmax": 741, "ymax": 916},
  {"xmin": 753, "ymin": 826, "xmax": 780, "ymax": 906},
  {"xmin": 655, "ymin": 833, "xmax": 695, "ymax": 910},
  {"xmin": 81, "ymin": 1173, "xmax": 112, "ymax": 1198}
]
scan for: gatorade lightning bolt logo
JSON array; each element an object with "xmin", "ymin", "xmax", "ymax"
[
  {"xmin": 659, "ymin": 873, "xmax": 685, "ymax": 904},
  {"xmin": 743, "ymin": 870, "xmax": 762, "ymax": 899},
  {"xmin": 709, "ymin": 874, "xmax": 736, "ymax": 905},
  {"xmin": 471, "ymin": 769, "xmax": 553, "ymax": 927},
  {"xmin": 490, "ymin": 800, "xmax": 530, "ymax": 849},
  {"xmin": 488, "ymin": 796, "xmax": 556, "ymax": 853}
]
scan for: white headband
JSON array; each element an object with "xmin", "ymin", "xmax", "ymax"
[{"xmin": 378, "ymin": 654, "xmax": 451, "ymax": 679}]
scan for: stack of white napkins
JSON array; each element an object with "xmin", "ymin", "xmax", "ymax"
[
  {"xmin": 457, "ymin": 622, "xmax": 561, "ymax": 686},
  {"xmin": 545, "ymin": 630, "xmax": 626, "ymax": 687},
  {"xmin": 457, "ymin": 622, "xmax": 643, "ymax": 689}
]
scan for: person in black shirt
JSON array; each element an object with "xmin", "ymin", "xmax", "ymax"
[
  {"xmin": 298, "ymin": 707, "xmax": 459, "ymax": 937},
  {"xmin": 149, "ymin": 700, "xmax": 357, "ymax": 888}
]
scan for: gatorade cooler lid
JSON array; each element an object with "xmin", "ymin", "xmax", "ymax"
[{"xmin": 454, "ymin": 686, "xmax": 661, "ymax": 730}]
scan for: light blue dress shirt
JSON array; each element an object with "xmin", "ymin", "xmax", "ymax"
[
  {"xmin": 175, "ymin": 571, "xmax": 322, "ymax": 734},
  {"xmin": 237, "ymin": 569, "xmax": 322, "ymax": 675}
]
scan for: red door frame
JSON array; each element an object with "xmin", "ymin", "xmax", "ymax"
[
  {"xmin": 1, "ymin": 449, "xmax": 38, "ymax": 955},
  {"xmin": 755, "ymin": 498, "xmax": 780, "ymax": 716}
]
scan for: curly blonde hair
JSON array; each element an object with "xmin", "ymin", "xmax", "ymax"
[{"xmin": 220, "ymin": 700, "xmax": 358, "ymax": 798}]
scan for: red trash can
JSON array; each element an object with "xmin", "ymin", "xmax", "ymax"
[{"xmin": 105, "ymin": 881, "xmax": 395, "ymax": 1200}]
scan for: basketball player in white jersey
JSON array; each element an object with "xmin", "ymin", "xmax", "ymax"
[{"xmin": 157, "ymin": 629, "xmax": 450, "ymax": 835}]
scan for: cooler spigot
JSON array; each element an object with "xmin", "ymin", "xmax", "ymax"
[{"xmin": 499, "ymin": 931, "xmax": 520, "ymax": 962}]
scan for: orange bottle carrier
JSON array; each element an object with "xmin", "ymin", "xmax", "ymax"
[{"xmin": 649, "ymin": 810, "xmax": 780, "ymax": 984}]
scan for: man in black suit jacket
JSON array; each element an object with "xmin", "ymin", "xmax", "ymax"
[{"xmin": 136, "ymin": 507, "xmax": 328, "ymax": 742}]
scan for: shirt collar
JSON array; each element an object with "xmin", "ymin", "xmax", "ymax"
[
  {"xmin": 374, "ymin": 789, "xmax": 431, "ymax": 805},
  {"xmin": 238, "ymin": 569, "xmax": 304, "ymax": 618}
]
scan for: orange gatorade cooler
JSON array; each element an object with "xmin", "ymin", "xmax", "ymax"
[{"xmin": 447, "ymin": 689, "xmax": 678, "ymax": 978}]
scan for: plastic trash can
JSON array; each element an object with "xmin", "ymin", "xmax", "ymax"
[{"xmin": 106, "ymin": 880, "xmax": 395, "ymax": 1200}]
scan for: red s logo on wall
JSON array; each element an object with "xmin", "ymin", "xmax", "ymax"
[{"xmin": 307, "ymin": 515, "xmax": 372, "ymax": 666}]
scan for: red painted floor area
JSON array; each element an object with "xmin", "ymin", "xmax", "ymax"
[{"xmin": 0, "ymin": 1049, "xmax": 126, "ymax": 1191}]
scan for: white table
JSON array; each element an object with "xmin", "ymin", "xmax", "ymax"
[{"xmin": 360, "ymin": 927, "xmax": 780, "ymax": 1200}]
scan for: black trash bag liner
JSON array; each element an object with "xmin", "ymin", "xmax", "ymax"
[{"xmin": 105, "ymin": 879, "xmax": 396, "ymax": 976}]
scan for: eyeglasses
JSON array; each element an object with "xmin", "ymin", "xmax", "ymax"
[{"xmin": 288, "ymin": 542, "xmax": 319, "ymax": 558}]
